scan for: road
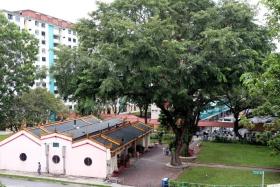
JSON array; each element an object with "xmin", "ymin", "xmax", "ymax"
[{"xmin": 0, "ymin": 176, "xmax": 88, "ymax": 187}]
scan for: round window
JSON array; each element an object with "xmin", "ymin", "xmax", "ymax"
[
  {"xmin": 52, "ymin": 155, "xmax": 60, "ymax": 164},
  {"xmin": 19, "ymin": 153, "xmax": 27, "ymax": 161},
  {"xmin": 84, "ymin": 157, "xmax": 92, "ymax": 166}
]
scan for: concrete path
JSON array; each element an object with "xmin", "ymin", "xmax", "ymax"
[
  {"xmin": 190, "ymin": 163, "xmax": 280, "ymax": 173},
  {"xmin": 0, "ymin": 176, "xmax": 86, "ymax": 187},
  {"xmin": 118, "ymin": 144, "xmax": 183, "ymax": 187}
]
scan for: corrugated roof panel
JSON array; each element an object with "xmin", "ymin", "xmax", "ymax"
[
  {"xmin": 106, "ymin": 126, "xmax": 144, "ymax": 145},
  {"xmin": 134, "ymin": 123, "xmax": 152, "ymax": 132},
  {"xmin": 83, "ymin": 117, "xmax": 100, "ymax": 124},
  {"xmin": 94, "ymin": 137, "xmax": 119, "ymax": 150},
  {"xmin": 45, "ymin": 119, "xmax": 89, "ymax": 133},
  {"xmin": 69, "ymin": 119, "xmax": 123, "ymax": 139},
  {"xmin": 28, "ymin": 128, "xmax": 42, "ymax": 137}
]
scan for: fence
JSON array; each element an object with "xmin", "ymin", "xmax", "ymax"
[{"xmin": 168, "ymin": 180, "xmax": 262, "ymax": 187}]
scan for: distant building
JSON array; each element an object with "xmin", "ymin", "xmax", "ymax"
[
  {"xmin": 1, "ymin": 9, "xmax": 78, "ymax": 110},
  {"xmin": 0, "ymin": 116, "xmax": 152, "ymax": 178},
  {"xmin": 151, "ymin": 104, "xmax": 161, "ymax": 120}
]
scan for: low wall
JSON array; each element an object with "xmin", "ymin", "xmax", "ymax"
[{"xmin": 179, "ymin": 156, "xmax": 197, "ymax": 163}]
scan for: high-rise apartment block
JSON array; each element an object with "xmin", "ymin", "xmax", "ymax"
[{"xmin": 2, "ymin": 10, "xmax": 78, "ymax": 110}]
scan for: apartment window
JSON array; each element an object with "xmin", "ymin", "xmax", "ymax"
[
  {"xmin": 73, "ymin": 31, "xmax": 77, "ymax": 35},
  {"xmin": 54, "ymin": 43, "xmax": 59, "ymax": 47},
  {"xmin": 73, "ymin": 38, "xmax": 76, "ymax": 43},
  {"xmin": 35, "ymin": 20, "xmax": 39, "ymax": 26},
  {"xmin": 42, "ymin": 40, "xmax": 46, "ymax": 45},
  {"xmin": 41, "ymin": 31, "xmax": 45, "ymax": 36},
  {"xmin": 54, "ymin": 90, "xmax": 59, "ymax": 94},
  {"xmin": 42, "ymin": 82, "xmax": 46, "ymax": 87},
  {"xmin": 7, "ymin": 14, "xmax": 13, "ymax": 20},
  {"xmin": 68, "ymin": 37, "xmax": 71, "ymax": 42},
  {"xmin": 35, "ymin": 82, "xmax": 40, "ymax": 87},
  {"xmin": 68, "ymin": 29, "xmax": 71, "ymax": 34},
  {"xmin": 53, "ymin": 35, "xmax": 59, "ymax": 39},
  {"xmin": 68, "ymin": 45, "xmax": 71, "ymax": 48},
  {"xmin": 15, "ymin": 16, "xmax": 20, "ymax": 22},
  {"xmin": 41, "ymin": 48, "xmax": 46, "ymax": 54},
  {"xmin": 29, "ymin": 29, "xmax": 32, "ymax": 31},
  {"xmin": 42, "ymin": 57, "xmax": 46, "ymax": 62},
  {"xmin": 19, "ymin": 153, "xmax": 27, "ymax": 161},
  {"xmin": 35, "ymin": 30, "xmax": 39, "ymax": 35},
  {"xmin": 41, "ymin": 23, "xmax": 45, "ymax": 28}
]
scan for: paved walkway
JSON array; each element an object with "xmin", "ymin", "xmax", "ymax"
[
  {"xmin": 190, "ymin": 163, "xmax": 280, "ymax": 173},
  {"xmin": 118, "ymin": 144, "xmax": 183, "ymax": 187}
]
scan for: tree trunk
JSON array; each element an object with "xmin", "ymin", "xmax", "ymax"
[
  {"xmin": 139, "ymin": 106, "xmax": 143, "ymax": 117},
  {"xmin": 170, "ymin": 130, "xmax": 184, "ymax": 166},
  {"xmin": 113, "ymin": 102, "xmax": 117, "ymax": 115},
  {"xmin": 144, "ymin": 104, "xmax": 148, "ymax": 124},
  {"xmin": 233, "ymin": 112, "xmax": 242, "ymax": 139}
]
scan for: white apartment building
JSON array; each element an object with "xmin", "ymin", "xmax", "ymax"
[{"xmin": 2, "ymin": 9, "xmax": 78, "ymax": 110}]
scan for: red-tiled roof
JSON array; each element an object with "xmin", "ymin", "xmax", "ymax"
[
  {"xmin": 101, "ymin": 114, "xmax": 160, "ymax": 126},
  {"xmin": 16, "ymin": 9, "xmax": 73, "ymax": 28},
  {"xmin": 198, "ymin": 120, "xmax": 234, "ymax": 128}
]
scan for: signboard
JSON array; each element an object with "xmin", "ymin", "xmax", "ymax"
[{"xmin": 252, "ymin": 170, "xmax": 264, "ymax": 175}]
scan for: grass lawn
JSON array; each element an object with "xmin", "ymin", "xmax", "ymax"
[
  {"xmin": 197, "ymin": 142, "xmax": 280, "ymax": 168},
  {"xmin": 177, "ymin": 167, "xmax": 280, "ymax": 186},
  {"xmin": 0, "ymin": 135, "xmax": 8, "ymax": 141}
]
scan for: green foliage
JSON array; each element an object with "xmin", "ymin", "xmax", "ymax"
[
  {"xmin": 269, "ymin": 134, "xmax": 280, "ymax": 155},
  {"xmin": 263, "ymin": 0, "xmax": 280, "ymax": 38},
  {"xmin": 0, "ymin": 13, "xmax": 38, "ymax": 127},
  {"xmin": 35, "ymin": 65, "xmax": 48, "ymax": 80},
  {"xmin": 239, "ymin": 116, "xmax": 254, "ymax": 130},
  {"xmin": 256, "ymin": 131, "xmax": 273, "ymax": 145},
  {"xmin": 3, "ymin": 88, "xmax": 67, "ymax": 131},
  {"xmin": 243, "ymin": 54, "xmax": 280, "ymax": 116}
]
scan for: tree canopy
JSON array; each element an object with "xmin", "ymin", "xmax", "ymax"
[
  {"xmin": 0, "ymin": 13, "xmax": 38, "ymax": 127},
  {"xmin": 52, "ymin": 0, "xmax": 272, "ymax": 165}
]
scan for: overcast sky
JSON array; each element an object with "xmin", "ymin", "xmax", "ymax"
[{"xmin": 0, "ymin": 0, "xmax": 267, "ymax": 23}]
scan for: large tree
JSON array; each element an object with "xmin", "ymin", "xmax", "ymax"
[
  {"xmin": 53, "ymin": 0, "xmax": 272, "ymax": 166},
  {"xmin": 4, "ymin": 88, "xmax": 67, "ymax": 131},
  {"xmin": 0, "ymin": 13, "xmax": 38, "ymax": 128}
]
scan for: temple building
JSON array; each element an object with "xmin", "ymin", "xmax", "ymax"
[{"xmin": 0, "ymin": 116, "xmax": 152, "ymax": 178}]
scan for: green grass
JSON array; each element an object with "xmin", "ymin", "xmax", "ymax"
[
  {"xmin": 0, "ymin": 135, "xmax": 8, "ymax": 141},
  {"xmin": 0, "ymin": 173, "xmax": 109, "ymax": 187},
  {"xmin": 197, "ymin": 142, "xmax": 280, "ymax": 168},
  {"xmin": 177, "ymin": 167, "xmax": 280, "ymax": 186}
]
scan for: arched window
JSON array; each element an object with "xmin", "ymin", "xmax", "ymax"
[
  {"xmin": 19, "ymin": 153, "xmax": 27, "ymax": 161},
  {"xmin": 84, "ymin": 157, "xmax": 92, "ymax": 166},
  {"xmin": 52, "ymin": 155, "xmax": 60, "ymax": 164}
]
